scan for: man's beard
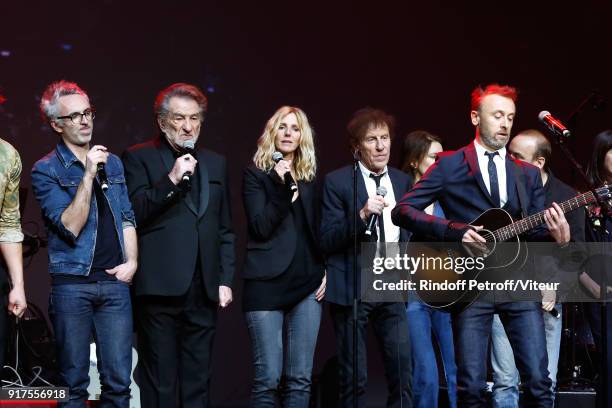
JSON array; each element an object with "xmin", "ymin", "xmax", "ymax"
[{"xmin": 480, "ymin": 131, "xmax": 508, "ymax": 150}]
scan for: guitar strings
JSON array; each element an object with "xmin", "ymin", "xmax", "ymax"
[{"xmin": 475, "ymin": 190, "xmax": 598, "ymax": 243}]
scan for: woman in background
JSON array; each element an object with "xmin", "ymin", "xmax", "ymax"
[
  {"xmin": 580, "ymin": 129, "xmax": 612, "ymax": 408},
  {"xmin": 401, "ymin": 130, "xmax": 457, "ymax": 408},
  {"xmin": 242, "ymin": 106, "xmax": 326, "ymax": 407}
]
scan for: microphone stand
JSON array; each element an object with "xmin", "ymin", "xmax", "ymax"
[
  {"xmin": 352, "ymin": 152, "xmax": 359, "ymax": 408},
  {"xmin": 547, "ymin": 130, "xmax": 609, "ymax": 406}
]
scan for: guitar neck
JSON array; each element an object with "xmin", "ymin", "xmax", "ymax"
[{"xmin": 495, "ymin": 190, "xmax": 596, "ymax": 241}]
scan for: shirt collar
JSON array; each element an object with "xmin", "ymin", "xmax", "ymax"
[
  {"xmin": 358, "ymin": 161, "xmax": 388, "ymax": 179},
  {"xmin": 474, "ymin": 139, "xmax": 506, "ymax": 160},
  {"xmin": 55, "ymin": 140, "xmax": 81, "ymax": 169}
]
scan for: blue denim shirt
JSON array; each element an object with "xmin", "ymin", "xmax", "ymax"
[{"xmin": 31, "ymin": 141, "xmax": 136, "ymax": 276}]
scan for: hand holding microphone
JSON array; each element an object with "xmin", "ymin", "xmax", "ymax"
[
  {"xmin": 97, "ymin": 163, "xmax": 109, "ymax": 191},
  {"xmin": 169, "ymin": 140, "xmax": 197, "ymax": 187},
  {"xmin": 179, "ymin": 140, "xmax": 196, "ymax": 188},
  {"xmin": 272, "ymin": 151, "xmax": 298, "ymax": 192},
  {"xmin": 86, "ymin": 145, "xmax": 109, "ymax": 189},
  {"xmin": 363, "ymin": 186, "xmax": 388, "ymax": 236}
]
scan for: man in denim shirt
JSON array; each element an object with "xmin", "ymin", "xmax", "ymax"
[{"xmin": 31, "ymin": 81, "xmax": 137, "ymax": 408}]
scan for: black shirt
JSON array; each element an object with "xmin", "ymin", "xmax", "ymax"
[
  {"xmin": 52, "ymin": 180, "xmax": 122, "ymax": 285},
  {"xmin": 536, "ymin": 173, "xmax": 587, "ymax": 297},
  {"xmin": 585, "ymin": 213, "xmax": 611, "ymax": 288}
]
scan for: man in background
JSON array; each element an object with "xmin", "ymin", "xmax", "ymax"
[
  {"xmin": 489, "ymin": 129, "xmax": 586, "ymax": 406},
  {"xmin": 321, "ymin": 108, "xmax": 412, "ymax": 407}
]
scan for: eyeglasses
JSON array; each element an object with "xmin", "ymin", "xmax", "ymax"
[{"xmin": 56, "ymin": 108, "xmax": 96, "ymax": 125}]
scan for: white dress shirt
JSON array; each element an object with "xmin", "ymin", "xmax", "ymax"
[
  {"xmin": 474, "ymin": 139, "xmax": 508, "ymax": 208},
  {"xmin": 358, "ymin": 162, "xmax": 400, "ymax": 243}
]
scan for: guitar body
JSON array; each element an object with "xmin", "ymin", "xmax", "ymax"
[
  {"xmin": 408, "ymin": 185, "xmax": 611, "ymax": 313},
  {"xmin": 412, "ymin": 208, "xmax": 527, "ymax": 312}
]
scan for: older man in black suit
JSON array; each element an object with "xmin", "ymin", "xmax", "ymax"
[
  {"xmin": 321, "ymin": 108, "xmax": 413, "ymax": 408},
  {"xmin": 122, "ymin": 83, "xmax": 235, "ymax": 408}
]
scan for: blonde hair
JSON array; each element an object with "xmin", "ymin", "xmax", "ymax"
[{"xmin": 253, "ymin": 106, "xmax": 317, "ymax": 182}]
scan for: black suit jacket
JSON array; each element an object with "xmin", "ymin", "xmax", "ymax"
[
  {"xmin": 242, "ymin": 165, "xmax": 321, "ymax": 280},
  {"xmin": 320, "ymin": 165, "xmax": 413, "ymax": 306},
  {"xmin": 122, "ymin": 137, "xmax": 235, "ymax": 300}
]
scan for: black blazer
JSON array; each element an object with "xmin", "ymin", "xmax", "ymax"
[
  {"xmin": 320, "ymin": 165, "xmax": 413, "ymax": 306},
  {"xmin": 242, "ymin": 165, "xmax": 321, "ymax": 280},
  {"xmin": 121, "ymin": 137, "xmax": 235, "ymax": 300}
]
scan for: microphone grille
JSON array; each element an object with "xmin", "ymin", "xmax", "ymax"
[
  {"xmin": 537, "ymin": 111, "xmax": 551, "ymax": 122},
  {"xmin": 376, "ymin": 186, "xmax": 387, "ymax": 197},
  {"xmin": 182, "ymin": 140, "xmax": 195, "ymax": 151},
  {"xmin": 272, "ymin": 151, "xmax": 283, "ymax": 163}
]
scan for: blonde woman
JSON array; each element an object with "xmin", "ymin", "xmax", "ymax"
[{"xmin": 242, "ymin": 106, "xmax": 326, "ymax": 407}]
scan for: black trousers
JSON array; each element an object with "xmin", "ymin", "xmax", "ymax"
[
  {"xmin": 135, "ymin": 271, "xmax": 217, "ymax": 408},
  {"xmin": 584, "ymin": 302, "xmax": 612, "ymax": 408},
  {"xmin": 330, "ymin": 302, "xmax": 412, "ymax": 408}
]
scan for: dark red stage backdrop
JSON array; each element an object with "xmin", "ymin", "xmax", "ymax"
[{"xmin": 1, "ymin": 1, "xmax": 610, "ymax": 405}]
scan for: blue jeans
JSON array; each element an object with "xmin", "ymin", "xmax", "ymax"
[
  {"xmin": 407, "ymin": 301, "xmax": 457, "ymax": 408},
  {"xmin": 49, "ymin": 281, "xmax": 133, "ymax": 408},
  {"xmin": 453, "ymin": 302, "xmax": 552, "ymax": 408},
  {"xmin": 245, "ymin": 292, "xmax": 322, "ymax": 408},
  {"xmin": 491, "ymin": 306, "xmax": 562, "ymax": 407}
]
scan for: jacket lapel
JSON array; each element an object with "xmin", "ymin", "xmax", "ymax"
[
  {"xmin": 387, "ymin": 168, "xmax": 409, "ymax": 240},
  {"xmin": 196, "ymin": 151, "xmax": 210, "ymax": 218},
  {"xmin": 298, "ymin": 180, "xmax": 317, "ymax": 238},
  {"xmin": 356, "ymin": 169, "xmax": 369, "ymax": 208},
  {"xmin": 505, "ymin": 156, "xmax": 517, "ymax": 206},
  {"xmin": 387, "ymin": 168, "xmax": 403, "ymax": 205},
  {"xmin": 156, "ymin": 138, "xmax": 175, "ymax": 173}
]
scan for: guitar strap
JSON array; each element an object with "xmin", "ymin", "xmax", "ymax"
[{"xmin": 513, "ymin": 160, "xmax": 529, "ymax": 219}]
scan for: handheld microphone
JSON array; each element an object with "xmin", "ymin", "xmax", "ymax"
[
  {"xmin": 538, "ymin": 111, "xmax": 572, "ymax": 138},
  {"xmin": 97, "ymin": 163, "xmax": 109, "ymax": 191},
  {"xmin": 272, "ymin": 151, "xmax": 298, "ymax": 192},
  {"xmin": 365, "ymin": 185, "xmax": 387, "ymax": 236},
  {"xmin": 181, "ymin": 140, "xmax": 196, "ymax": 186},
  {"xmin": 549, "ymin": 307, "xmax": 560, "ymax": 319}
]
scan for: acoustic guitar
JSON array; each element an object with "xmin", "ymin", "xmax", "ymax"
[{"xmin": 411, "ymin": 185, "xmax": 611, "ymax": 312}]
